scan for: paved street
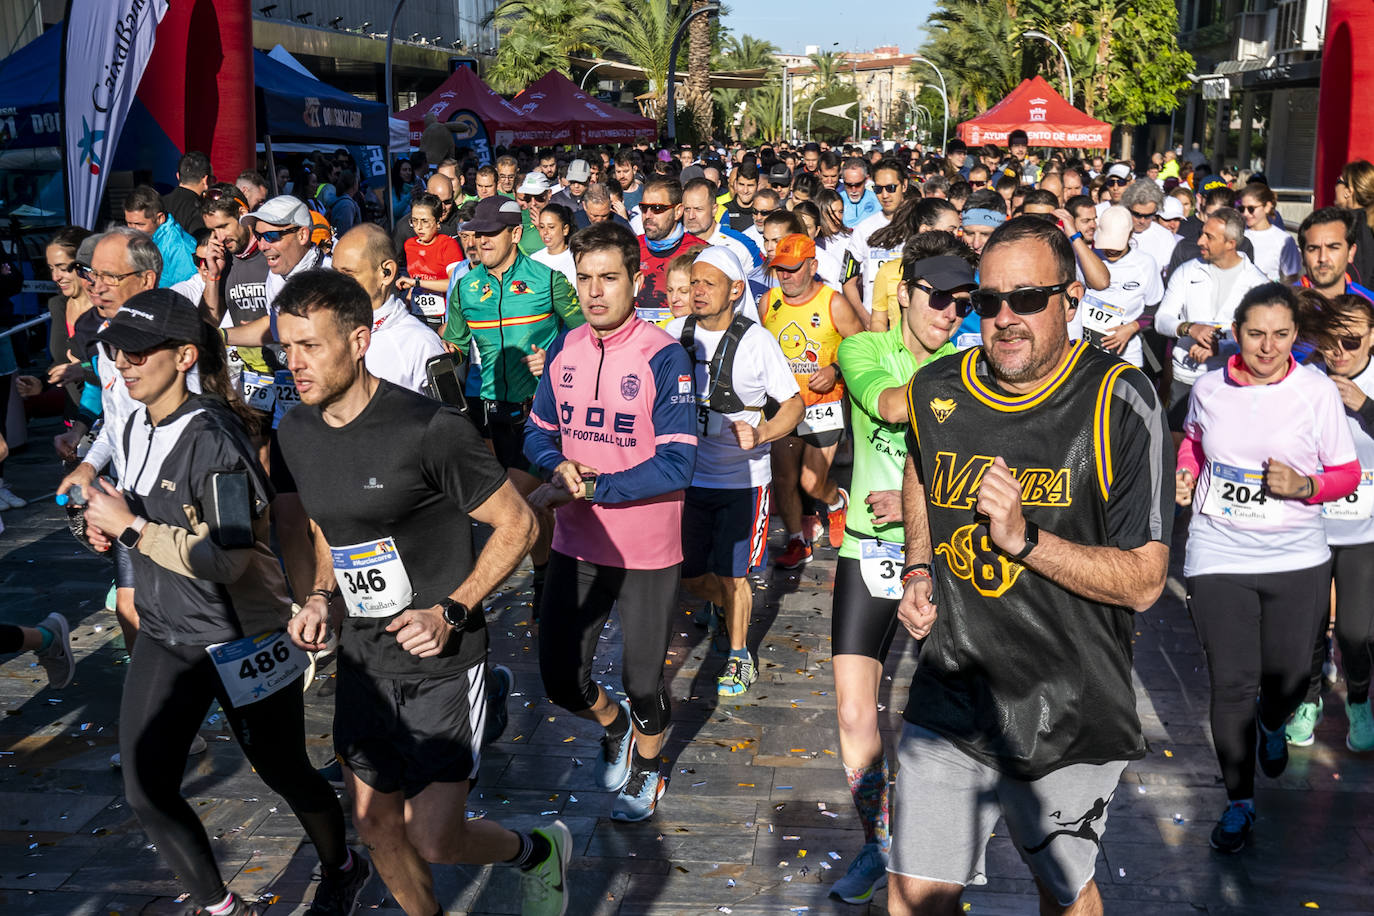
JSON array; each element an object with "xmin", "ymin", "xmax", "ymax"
[{"xmin": 1, "ymin": 419, "xmax": 1372, "ymax": 915}]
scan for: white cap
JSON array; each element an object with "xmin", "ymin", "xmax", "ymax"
[
  {"xmin": 517, "ymin": 172, "xmax": 551, "ymax": 195},
  {"xmin": 1106, "ymin": 163, "xmax": 1132, "ymax": 181},
  {"xmin": 566, "ymin": 159, "xmax": 591, "ymax": 183},
  {"xmin": 1096, "ymin": 205, "xmax": 1133, "ymax": 250},
  {"xmin": 242, "ymin": 195, "xmax": 312, "ymax": 228},
  {"xmin": 1159, "ymin": 196, "xmax": 1185, "ymax": 221}
]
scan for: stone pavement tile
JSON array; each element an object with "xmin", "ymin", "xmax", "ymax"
[
  {"xmin": 585, "ymin": 816, "xmax": 758, "ymax": 864},
  {"xmin": 751, "ymin": 824, "xmax": 864, "ymax": 868},
  {"xmin": 0, "ymin": 889, "xmax": 122, "ymax": 914},
  {"xmin": 0, "ymin": 790, "xmax": 115, "ymax": 833}
]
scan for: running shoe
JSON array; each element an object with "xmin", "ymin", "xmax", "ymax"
[
  {"xmin": 598, "ymin": 700, "xmax": 634, "ymax": 791},
  {"xmin": 36, "ymin": 613, "xmax": 74, "ymax": 689},
  {"xmin": 716, "ymin": 653, "xmax": 757, "ymax": 697},
  {"xmin": 1209, "ymin": 802, "xmax": 1255, "ymax": 854},
  {"xmin": 611, "ymin": 766, "xmax": 666, "ymax": 822},
  {"xmin": 1347, "ymin": 699, "xmax": 1374, "ymax": 752},
  {"xmin": 520, "ymin": 820, "xmax": 571, "ymax": 916},
  {"xmin": 829, "ymin": 841, "xmax": 889, "ymax": 904},
  {"xmin": 0, "ymin": 484, "xmax": 27, "ymax": 509},
  {"xmin": 1285, "ymin": 699, "xmax": 1322, "ymax": 747},
  {"xmin": 827, "ymin": 488, "xmax": 849, "ymax": 549},
  {"xmin": 104, "ymin": 583, "xmax": 118, "ymax": 611},
  {"xmin": 307, "ymin": 851, "xmax": 371, "ymax": 915},
  {"xmin": 184, "ymin": 893, "xmax": 260, "ymax": 915},
  {"xmin": 802, "ymin": 514, "xmax": 824, "ymax": 545},
  {"xmin": 774, "ymin": 536, "xmax": 812, "ymax": 569},
  {"xmin": 1257, "ymin": 716, "xmax": 1289, "ymax": 778},
  {"xmin": 484, "ymin": 664, "xmax": 514, "ymax": 746}
]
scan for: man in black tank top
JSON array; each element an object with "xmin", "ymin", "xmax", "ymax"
[{"xmin": 888, "ymin": 217, "xmax": 1172, "ymax": 914}]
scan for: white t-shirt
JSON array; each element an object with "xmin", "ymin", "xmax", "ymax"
[
  {"xmin": 1325, "ymin": 357, "xmax": 1374, "ymax": 546},
  {"xmin": 846, "ymin": 212, "xmax": 899, "ymax": 313},
  {"xmin": 665, "ymin": 314, "xmax": 799, "ymax": 489},
  {"xmin": 1081, "ymin": 246, "xmax": 1164, "ymax": 368},
  {"xmin": 1132, "ymin": 221, "xmax": 1176, "ymax": 278},
  {"xmin": 1245, "ymin": 223, "xmax": 1301, "ymax": 282},
  {"xmin": 365, "ymin": 295, "xmax": 446, "ymax": 393},
  {"xmin": 1183, "ymin": 360, "xmax": 1356, "ymax": 577},
  {"xmin": 532, "ymin": 247, "xmax": 577, "ymax": 291}
]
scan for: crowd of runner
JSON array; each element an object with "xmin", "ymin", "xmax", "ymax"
[{"xmin": 6, "ymin": 133, "xmax": 1374, "ymax": 916}]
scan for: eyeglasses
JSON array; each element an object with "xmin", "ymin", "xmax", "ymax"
[
  {"xmin": 116, "ymin": 344, "xmax": 175, "ymax": 366},
  {"xmin": 913, "ymin": 281, "xmax": 973, "ymax": 317},
  {"xmin": 1240, "ymin": 204, "xmax": 1263, "ymax": 214},
  {"xmin": 1128, "ymin": 208, "xmax": 1156, "ymax": 220},
  {"xmin": 79, "ymin": 264, "xmax": 143, "ymax": 285},
  {"xmin": 873, "ymin": 183, "xmax": 901, "ymax": 194},
  {"xmin": 969, "ymin": 281, "xmax": 1070, "ymax": 319},
  {"xmin": 640, "ymin": 202, "xmax": 675, "ymax": 214},
  {"xmin": 409, "ymin": 217, "xmax": 436, "ymax": 227}
]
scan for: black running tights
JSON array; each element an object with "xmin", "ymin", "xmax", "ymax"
[
  {"xmin": 120, "ymin": 636, "xmax": 346, "ymax": 905},
  {"xmin": 1187, "ymin": 562, "xmax": 1330, "ymax": 800},
  {"xmin": 1305, "ymin": 542, "xmax": 1374, "ymax": 705}
]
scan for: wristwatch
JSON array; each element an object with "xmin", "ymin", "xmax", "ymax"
[
  {"xmin": 1010, "ymin": 520, "xmax": 1039, "ymax": 561},
  {"xmin": 117, "ymin": 517, "xmax": 147, "ymax": 550},
  {"xmin": 439, "ymin": 597, "xmax": 472, "ymax": 629}
]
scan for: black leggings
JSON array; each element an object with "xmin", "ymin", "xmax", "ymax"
[
  {"xmin": 831, "ymin": 556, "xmax": 901, "ymax": 661},
  {"xmin": 1305, "ymin": 542, "xmax": 1374, "ymax": 705},
  {"xmin": 539, "ymin": 550, "xmax": 677, "ymax": 736},
  {"xmin": 1188, "ymin": 562, "xmax": 1331, "ymax": 800},
  {"xmin": 120, "ymin": 636, "xmax": 346, "ymax": 905}
]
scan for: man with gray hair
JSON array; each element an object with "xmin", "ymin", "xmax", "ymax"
[
  {"xmin": 575, "ymin": 182, "xmax": 632, "ymax": 230},
  {"xmin": 1119, "ymin": 179, "xmax": 1174, "ymax": 277},
  {"xmin": 1155, "ymin": 207, "xmax": 1269, "ymax": 436}
]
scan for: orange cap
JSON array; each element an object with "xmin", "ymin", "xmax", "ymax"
[
  {"xmin": 768, "ymin": 233, "xmax": 816, "ymax": 270},
  {"xmin": 309, "ymin": 209, "xmax": 333, "ymax": 246}
]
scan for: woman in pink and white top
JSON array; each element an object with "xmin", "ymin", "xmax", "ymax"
[{"xmin": 1176, "ymin": 282, "xmax": 1359, "ymax": 855}]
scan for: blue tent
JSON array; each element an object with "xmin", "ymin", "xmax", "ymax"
[
  {"xmin": 0, "ymin": 27, "xmax": 61, "ymax": 150},
  {"xmin": 254, "ymin": 49, "xmax": 389, "ymax": 147}
]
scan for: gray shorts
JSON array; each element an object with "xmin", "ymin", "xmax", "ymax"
[{"xmin": 890, "ymin": 723, "xmax": 1127, "ymax": 906}]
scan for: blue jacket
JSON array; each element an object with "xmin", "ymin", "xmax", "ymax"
[{"xmin": 154, "ymin": 217, "xmax": 198, "ymax": 288}]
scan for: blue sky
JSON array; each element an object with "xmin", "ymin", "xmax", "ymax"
[{"xmin": 720, "ymin": 0, "xmax": 939, "ymax": 56}]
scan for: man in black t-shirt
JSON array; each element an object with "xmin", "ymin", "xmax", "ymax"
[
  {"xmin": 163, "ymin": 150, "xmax": 211, "ymax": 233},
  {"xmin": 889, "ymin": 217, "xmax": 1171, "ymax": 915},
  {"xmin": 276, "ymin": 269, "xmax": 572, "ymax": 916}
]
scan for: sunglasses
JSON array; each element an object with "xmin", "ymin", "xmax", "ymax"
[
  {"xmin": 257, "ymin": 228, "xmax": 294, "ymax": 243},
  {"xmin": 202, "ymin": 187, "xmax": 245, "ymax": 207},
  {"xmin": 873, "ymin": 183, "xmax": 901, "ymax": 194},
  {"xmin": 913, "ymin": 281, "xmax": 973, "ymax": 317},
  {"xmin": 1328, "ymin": 336, "xmax": 1367, "ymax": 352},
  {"xmin": 1240, "ymin": 204, "xmax": 1263, "ymax": 214},
  {"xmin": 843, "ymin": 180, "xmax": 866, "ymax": 189},
  {"xmin": 117, "ymin": 344, "xmax": 176, "ymax": 366},
  {"xmin": 195, "ymin": 256, "xmax": 211, "ymax": 269},
  {"xmin": 968, "ymin": 180, "xmax": 988, "ymax": 188},
  {"xmin": 969, "ymin": 281, "xmax": 1071, "ymax": 319},
  {"xmin": 1128, "ymin": 208, "xmax": 1156, "ymax": 220},
  {"xmin": 1106, "ymin": 177, "xmax": 1128, "ymax": 187},
  {"xmin": 640, "ymin": 202, "xmax": 675, "ymax": 214}
]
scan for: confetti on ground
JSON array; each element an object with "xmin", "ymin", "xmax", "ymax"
[
  {"xmin": 1304, "ymin": 904, "xmax": 1319, "ymax": 910},
  {"xmin": 738, "ymin": 782, "xmax": 755, "ymax": 787},
  {"xmin": 821, "ymin": 810, "xmax": 838, "ymax": 818},
  {"xmin": 828, "ymin": 851, "xmax": 841, "ymax": 860},
  {"xmin": 1118, "ymin": 868, "xmax": 1125, "ymax": 877},
  {"xmin": 1163, "ymin": 749, "xmax": 1173, "ymax": 757}
]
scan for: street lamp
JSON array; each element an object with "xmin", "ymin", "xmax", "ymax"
[
  {"xmin": 580, "ymin": 60, "xmax": 616, "ymax": 91},
  {"xmin": 665, "ymin": 1, "xmax": 722, "ymax": 144},
  {"xmin": 909, "ymin": 55, "xmax": 948, "ymax": 151},
  {"xmin": 1021, "ymin": 29, "xmax": 1074, "ymax": 107}
]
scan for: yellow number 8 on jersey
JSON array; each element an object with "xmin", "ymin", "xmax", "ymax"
[{"xmin": 935, "ymin": 522, "xmax": 1025, "ymax": 598}]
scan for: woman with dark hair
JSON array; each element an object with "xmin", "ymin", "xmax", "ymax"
[
  {"xmin": 1175, "ymin": 282, "xmax": 1360, "ymax": 854},
  {"xmin": 77, "ymin": 289, "xmax": 367, "ymax": 916},
  {"xmin": 1285, "ymin": 290, "xmax": 1374, "ymax": 753},
  {"xmin": 391, "ymin": 157, "xmax": 416, "ymax": 223}
]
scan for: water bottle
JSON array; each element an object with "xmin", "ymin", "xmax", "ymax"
[{"xmin": 57, "ymin": 484, "xmax": 107, "ymax": 554}]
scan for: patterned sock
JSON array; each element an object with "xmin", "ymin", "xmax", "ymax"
[
  {"xmin": 844, "ymin": 756, "xmax": 891, "ymax": 852},
  {"xmin": 729, "ymin": 646, "xmax": 750, "ymax": 662}
]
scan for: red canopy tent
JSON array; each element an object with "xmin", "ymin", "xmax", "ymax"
[
  {"xmin": 957, "ymin": 76, "xmax": 1112, "ymax": 148},
  {"xmin": 396, "ymin": 65, "xmax": 573, "ymax": 147},
  {"xmin": 514, "ymin": 70, "xmax": 657, "ymax": 145}
]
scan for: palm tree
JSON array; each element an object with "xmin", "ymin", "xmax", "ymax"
[
  {"xmin": 483, "ymin": 0, "xmax": 604, "ymax": 93},
  {"xmin": 918, "ymin": 0, "xmax": 1021, "ymax": 119},
  {"xmin": 685, "ymin": 1, "xmax": 714, "ymax": 139},
  {"xmin": 713, "ymin": 34, "xmax": 778, "ymax": 141},
  {"xmin": 807, "ymin": 50, "xmax": 844, "ymax": 95},
  {"xmin": 746, "ymin": 81, "xmax": 783, "ymax": 141},
  {"xmin": 594, "ymin": 0, "xmax": 688, "ymax": 125}
]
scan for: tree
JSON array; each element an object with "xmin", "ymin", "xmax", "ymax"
[
  {"xmin": 806, "ymin": 50, "xmax": 845, "ymax": 95},
  {"xmin": 594, "ymin": 0, "xmax": 689, "ymax": 125},
  {"xmin": 483, "ymin": 0, "xmax": 604, "ymax": 93},
  {"xmin": 712, "ymin": 34, "xmax": 779, "ymax": 142},
  {"xmin": 684, "ymin": 1, "xmax": 714, "ymax": 139}
]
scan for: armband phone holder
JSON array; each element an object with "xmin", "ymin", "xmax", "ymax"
[
  {"xmin": 423, "ymin": 352, "xmax": 471, "ymax": 417},
  {"xmin": 206, "ymin": 471, "xmax": 254, "ymax": 549}
]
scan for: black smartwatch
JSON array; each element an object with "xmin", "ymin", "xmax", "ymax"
[
  {"xmin": 439, "ymin": 597, "xmax": 472, "ymax": 629},
  {"xmin": 1010, "ymin": 520, "xmax": 1039, "ymax": 561},
  {"xmin": 117, "ymin": 518, "xmax": 145, "ymax": 550}
]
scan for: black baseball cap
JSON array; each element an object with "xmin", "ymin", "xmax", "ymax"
[
  {"xmin": 768, "ymin": 162, "xmax": 791, "ymax": 185},
  {"xmin": 462, "ymin": 196, "xmax": 523, "ymax": 233},
  {"xmin": 97, "ymin": 288, "xmax": 205, "ymax": 353},
  {"xmin": 907, "ymin": 255, "xmax": 977, "ymax": 292}
]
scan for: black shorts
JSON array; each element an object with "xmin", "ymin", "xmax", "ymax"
[
  {"xmin": 681, "ymin": 485, "xmax": 769, "ymax": 578},
  {"xmin": 333, "ymin": 660, "xmax": 486, "ymax": 798},
  {"xmin": 798, "ymin": 427, "xmax": 844, "ymax": 449},
  {"xmin": 267, "ymin": 428, "xmax": 297, "ymax": 494},
  {"xmin": 1166, "ymin": 379, "xmax": 1193, "ymax": 433},
  {"xmin": 832, "ymin": 555, "xmax": 902, "ymax": 660},
  {"xmin": 480, "ymin": 401, "xmax": 531, "ymax": 471}
]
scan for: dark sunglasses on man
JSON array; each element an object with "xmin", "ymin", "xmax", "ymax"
[{"xmin": 969, "ymin": 281, "xmax": 1073, "ymax": 319}]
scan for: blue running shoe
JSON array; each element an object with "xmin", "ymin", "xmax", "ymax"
[
  {"xmin": 598, "ymin": 700, "xmax": 634, "ymax": 791},
  {"xmin": 1210, "ymin": 802, "xmax": 1255, "ymax": 854},
  {"xmin": 1257, "ymin": 715, "xmax": 1289, "ymax": 778},
  {"xmin": 611, "ymin": 765, "xmax": 666, "ymax": 822},
  {"xmin": 829, "ymin": 841, "xmax": 888, "ymax": 904}
]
